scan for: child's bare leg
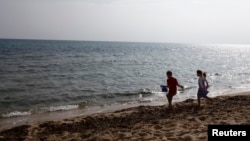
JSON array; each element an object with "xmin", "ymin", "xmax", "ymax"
[
  {"xmin": 167, "ymin": 94, "xmax": 173, "ymax": 109},
  {"xmin": 197, "ymin": 98, "xmax": 201, "ymax": 108}
]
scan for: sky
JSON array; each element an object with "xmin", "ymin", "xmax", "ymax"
[{"xmin": 0, "ymin": 0, "xmax": 250, "ymax": 44}]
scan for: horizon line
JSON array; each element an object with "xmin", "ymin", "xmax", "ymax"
[{"xmin": 0, "ymin": 38, "xmax": 250, "ymax": 46}]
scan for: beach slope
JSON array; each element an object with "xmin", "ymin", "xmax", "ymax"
[{"xmin": 0, "ymin": 93, "xmax": 249, "ymax": 141}]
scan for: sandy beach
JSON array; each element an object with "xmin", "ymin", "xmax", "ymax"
[{"xmin": 0, "ymin": 92, "xmax": 249, "ymax": 141}]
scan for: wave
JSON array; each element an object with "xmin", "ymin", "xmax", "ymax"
[
  {"xmin": 96, "ymin": 91, "xmax": 153, "ymax": 99},
  {"xmin": 2, "ymin": 111, "xmax": 31, "ymax": 118},
  {"xmin": 1, "ymin": 104, "xmax": 79, "ymax": 118},
  {"xmin": 46, "ymin": 104, "xmax": 79, "ymax": 112}
]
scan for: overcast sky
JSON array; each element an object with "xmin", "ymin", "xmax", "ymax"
[{"xmin": 0, "ymin": 0, "xmax": 249, "ymax": 44}]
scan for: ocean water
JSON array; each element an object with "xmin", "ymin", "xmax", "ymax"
[{"xmin": 1, "ymin": 39, "xmax": 250, "ymax": 119}]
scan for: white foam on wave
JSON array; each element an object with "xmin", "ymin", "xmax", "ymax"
[
  {"xmin": 2, "ymin": 111, "xmax": 31, "ymax": 118},
  {"xmin": 48, "ymin": 104, "xmax": 79, "ymax": 112}
]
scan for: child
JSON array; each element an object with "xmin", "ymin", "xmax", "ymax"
[
  {"xmin": 197, "ymin": 70, "xmax": 211, "ymax": 108},
  {"xmin": 203, "ymin": 72, "xmax": 209, "ymax": 89},
  {"xmin": 166, "ymin": 71, "xmax": 184, "ymax": 110}
]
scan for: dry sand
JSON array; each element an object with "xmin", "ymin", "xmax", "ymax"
[{"xmin": 0, "ymin": 93, "xmax": 249, "ymax": 141}]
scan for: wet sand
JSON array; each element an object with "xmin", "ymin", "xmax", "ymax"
[{"xmin": 0, "ymin": 93, "xmax": 250, "ymax": 141}]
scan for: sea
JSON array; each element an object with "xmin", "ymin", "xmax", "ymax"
[{"xmin": 1, "ymin": 39, "xmax": 250, "ymax": 128}]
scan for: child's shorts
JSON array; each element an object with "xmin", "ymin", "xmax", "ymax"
[{"xmin": 197, "ymin": 88, "xmax": 209, "ymax": 98}]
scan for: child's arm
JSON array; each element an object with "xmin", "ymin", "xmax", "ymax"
[
  {"xmin": 205, "ymin": 79, "xmax": 209, "ymax": 89},
  {"xmin": 176, "ymin": 79, "xmax": 184, "ymax": 90},
  {"xmin": 177, "ymin": 84, "xmax": 184, "ymax": 90}
]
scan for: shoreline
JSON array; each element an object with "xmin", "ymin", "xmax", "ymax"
[
  {"xmin": 0, "ymin": 91, "xmax": 250, "ymax": 140},
  {"xmin": 0, "ymin": 91, "xmax": 249, "ymax": 129},
  {"xmin": 1, "ymin": 87, "xmax": 249, "ymax": 131}
]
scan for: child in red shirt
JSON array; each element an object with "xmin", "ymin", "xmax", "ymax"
[{"xmin": 166, "ymin": 71, "xmax": 184, "ymax": 110}]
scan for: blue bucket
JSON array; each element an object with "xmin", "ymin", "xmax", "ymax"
[{"xmin": 160, "ymin": 85, "xmax": 168, "ymax": 92}]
